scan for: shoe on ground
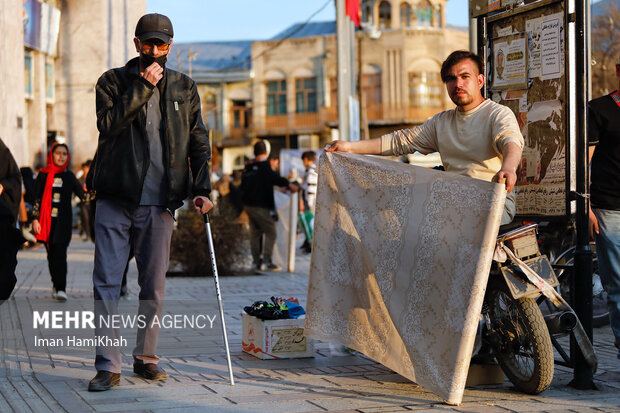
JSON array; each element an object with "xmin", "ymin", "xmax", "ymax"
[
  {"xmin": 265, "ymin": 262, "xmax": 282, "ymax": 272},
  {"xmin": 133, "ymin": 362, "xmax": 167, "ymax": 381},
  {"xmin": 88, "ymin": 371, "xmax": 120, "ymax": 392},
  {"xmin": 120, "ymin": 287, "xmax": 129, "ymax": 298},
  {"xmin": 55, "ymin": 290, "xmax": 67, "ymax": 301}
]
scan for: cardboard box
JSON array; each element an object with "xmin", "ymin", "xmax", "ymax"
[{"xmin": 241, "ymin": 313, "xmax": 314, "ymax": 359}]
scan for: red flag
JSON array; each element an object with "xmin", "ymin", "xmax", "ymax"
[{"xmin": 346, "ymin": 0, "xmax": 360, "ymax": 27}]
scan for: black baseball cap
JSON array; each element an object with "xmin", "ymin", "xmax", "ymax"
[{"xmin": 135, "ymin": 13, "xmax": 174, "ymax": 43}]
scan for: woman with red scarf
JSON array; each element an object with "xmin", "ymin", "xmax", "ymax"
[{"xmin": 32, "ymin": 143, "xmax": 84, "ymax": 301}]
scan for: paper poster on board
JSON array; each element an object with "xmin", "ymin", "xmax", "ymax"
[
  {"xmin": 526, "ymin": 16, "xmax": 542, "ymax": 78},
  {"xmin": 540, "ymin": 13, "xmax": 563, "ymax": 80},
  {"xmin": 492, "ymin": 36, "xmax": 528, "ymax": 90}
]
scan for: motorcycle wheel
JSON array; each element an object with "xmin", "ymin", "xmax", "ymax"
[
  {"xmin": 554, "ymin": 245, "xmax": 609, "ymax": 328},
  {"xmin": 486, "ymin": 281, "xmax": 554, "ymax": 394}
]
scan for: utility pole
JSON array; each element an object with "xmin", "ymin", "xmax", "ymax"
[
  {"xmin": 336, "ymin": 0, "xmax": 355, "ymax": 141},
  {"xmin": 469, "ymin": 0, "xmax": 477, "ymax": 52},
  {"xmin": 188, "ymin": 46, "xmax": 199, "ymax": 78},
  {"xmin": 571, "ymin": 0, "xmax": 595, "ymax": 390},
  {"xmin": 176, "ymin": 50, "xmax": 182, "ymax": 72}
]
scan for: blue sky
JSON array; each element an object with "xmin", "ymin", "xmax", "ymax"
[{"xmin": 147, "ymin": 0, "xmax": 470, "ymax": 43}]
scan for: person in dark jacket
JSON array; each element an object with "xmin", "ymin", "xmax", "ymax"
[
  {"xmin": 0, "ymin": 138, "xmax": 22, "ymax": 302},
  {"xmin": 32, "ymin": 143, "xmax": 84, "ymax": 301},
  {"xmin": 88, "ymin": 13, "xmax": 213, "ymax": 392},
  {"xmin": 242, "ymin": 141, "xmax": 299, "ymax": 272}
]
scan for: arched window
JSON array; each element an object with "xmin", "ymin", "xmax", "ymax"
[
  {"xmin": 400, "ymin": 2, "xmax": 411, "ymax": 28},
  {"xmin": 415, "ymin": 0, "xmax": 434, "ymax": 27},
  {"xmin": 362, "ymin": 64, "xmax": 383, "ymax": 120},
  {"xmin": 408, "ymin": 71, "xmax": 442, "ymax": 109},
  {"xmin": 378, "ymin": 1, "xmax": 391, "ymax": 29}
]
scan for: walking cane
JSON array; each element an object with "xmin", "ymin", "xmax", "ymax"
[{"xmin": 195, "ymin": 198, "xmax": 235, "ymax": 385}]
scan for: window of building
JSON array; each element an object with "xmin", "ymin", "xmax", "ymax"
[
  {"xmin": 203, "ymin": 93, "xmax": 219, "ymax": 130},
  {"xmin": 362, "ymin": 5, "xmax": 372, "ymax": 24},
  {"xmin": 400, "ymin": 2, "xmax": 411, "ymax": 28},
  {"xmin": 25, "ymin": 52, "xmax": 33, "ymax": 100},
  {"xmin": 378, "ymin": 1, "xmax": 391, "ymax": 29},
  {"xmin": 329, "ymin": 76, "xmax": 337, "ymax": 107},
  {"xmin": 295, "ymin": 77, "xmax": 317, "ymax": 114},
  {"xmin": 415, "ymin": 0, "xmax": 434, "ymax": 27},
  {"xmin": 363, "ymin": 72, "xmax": 382, "ymax": 106},
  {"xmin": 267, "ymin": 80, "xmax": 287, "ymax": 116},
  {"xmin": 231, "ymin": 100, "xmax": 250, "ymax": 129},
  {"xmin": 408, "ymin": 72, "xmax": 442, "ymax": 108},
  {"xmin": 233, "ymin": 155, "xmax": 248, "ymax": 169}
]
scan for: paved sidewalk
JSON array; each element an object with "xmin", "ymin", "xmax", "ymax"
[{"xmin": 1, "ymin": 235, "xmax": 619, "ymax": 413}]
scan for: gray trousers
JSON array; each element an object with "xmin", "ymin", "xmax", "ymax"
[
  {"xmin": 93, "ymin": 199, "xmax": 174, "ymax": 373},
  {"xmin": 245, "ymin": 206, "xmax": 277, "ymax": 265}
]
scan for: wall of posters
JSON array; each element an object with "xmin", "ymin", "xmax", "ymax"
[{"xmin": 487, "ymin": 1, "xmax": 567, "ymax": 217}]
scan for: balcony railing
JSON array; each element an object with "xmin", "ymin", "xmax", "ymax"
[{"xmin": 251, "ymin": 103, "xmax": 445, "ymax": 135}]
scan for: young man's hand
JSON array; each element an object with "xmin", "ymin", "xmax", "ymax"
[
  {"xmin": 494, "ymin": 169, "xmax": 517, "ymax": 193},
  {"xmin": 325, "ymin": 140, "xmax": 352, "ymax": 152}
]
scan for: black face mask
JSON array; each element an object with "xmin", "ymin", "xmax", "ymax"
[{"xmin": 139, "ymin": 53, "xmax": 167, "ymax": 69}]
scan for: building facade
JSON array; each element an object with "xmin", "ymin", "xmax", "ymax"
[
  {"xmin": 165, "ymin": 0, "xmax": 468, "ymax": 174},
  {"xmin": 1, "ymin": 0, "xmax": 145, "ymax": 168}
]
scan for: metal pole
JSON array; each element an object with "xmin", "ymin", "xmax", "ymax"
[
  {"xmin": 288, "ymin": 191, "xmax": 298, "ymax": 272},
  {"xmin": 469, "ymin": 0, "xmax": 478, "ymax": 53},
  {"xmin": 571, "ymin": 0, "xmax": 595, "ymax": 390},
  {"xmin": 336, "ymin": 0, "xmax": 351, "ymax": 140},
  {"xmin": 196, "ymin": 200, "xmax": 235, "ymax": 385}
]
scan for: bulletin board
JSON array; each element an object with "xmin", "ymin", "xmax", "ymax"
[{"xmin": 481, "ymin": 0, "xmax": 569, "ymax": 217}]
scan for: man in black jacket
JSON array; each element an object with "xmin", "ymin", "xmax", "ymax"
[
  {"xmin": 242, "ymin": 141, "xmax": 299, "ymax": 272},
  {"xmin": 89, "ymin": 13, "xmax": 213, "ymax": 391},
  {"xmin": 0, "ymin": 138, "xmax": 22, "ymax": 302}
]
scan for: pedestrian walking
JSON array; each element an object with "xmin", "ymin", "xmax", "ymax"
[
  {"xmin": 588, "ymin": 56, "xmax": 620, "ymax": 359},
  {"xmin": 299, "ymin": 151, "xmax": 318, "ymax": 253},
  {"xmin": 242, "ymin": 141, "xmax": 299, "ymax": 272},
  {"xmin": 32, "ymin": 142, "xmax": 84, "ymax": 301},
  {"xmin": 88, "ymin": 13, "xmax": 213, "ymax": 391},
  {"xmin": 0, "ymin": 138, "xmax": 22, "ymax": 302}
]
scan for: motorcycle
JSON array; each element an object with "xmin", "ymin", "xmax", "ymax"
[
  {"xmin": 473, "ymin": 223, "xmax": 598, "ymax": 394},
  {"xmin": 535, "ymin": 220, "xmax": 610, "ymax": 328}
]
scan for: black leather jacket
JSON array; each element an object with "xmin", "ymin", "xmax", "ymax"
[{"xmin": 92, "ymin": 57, "xmax": 211, "ymax": 211}]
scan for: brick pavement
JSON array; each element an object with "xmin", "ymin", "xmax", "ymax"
[{"xmin": 1, "ymin": 235, "xmax": 619, "ymax": 413}]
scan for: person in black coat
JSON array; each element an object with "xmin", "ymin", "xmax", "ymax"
[
  {"xmin": 32, "ymin": 143, "xmax": 84, "ymax": 301},
  {"xmin": 0, "ymin": 138, "xmax": 23, "ymax": 302}
]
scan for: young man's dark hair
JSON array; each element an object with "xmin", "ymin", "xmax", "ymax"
[
  {"xmin": 302, "ymin": 151, "xmax": 317, "ymax": 162},
  {"xmin": 254, "ymin": 140, "xmax": 267, "ymax": 156},
  {"xmin": 440, "ymin": 50, "xmax": 484, "ymax": 83}
]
